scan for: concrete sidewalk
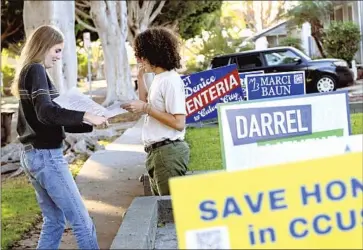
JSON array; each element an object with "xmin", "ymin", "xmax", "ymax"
[
  {"xmin": 59, "ymin": 117, "xmax": 147, "ymax": 249},
  {"xmin": 345, "ymin": 80, "xmax": 363, "ymax": 94}
]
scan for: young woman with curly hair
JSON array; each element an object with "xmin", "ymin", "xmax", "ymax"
[{"xmin": 122, "ymin": 27, "xmax": 190, "ymax": 196}]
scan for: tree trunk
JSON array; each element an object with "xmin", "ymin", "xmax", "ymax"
[
  {"xmin": 23, "ymin": 1, "xmax": 77, "ymax": 94},
  {"xmin": 310, "ymin": 21, "xmax": 326, "ymax": 58},
  {"xmin": 90, "ymin": 1, "xmax": 136, "ymax": 106},
  {"xmin": 312, "ymin": 34, "xmax": 326, "ymax": 58}
]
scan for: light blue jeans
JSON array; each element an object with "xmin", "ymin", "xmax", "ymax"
[{"xmin": 20, "ymin": 147, "xmax": 99, "ymax": 249}]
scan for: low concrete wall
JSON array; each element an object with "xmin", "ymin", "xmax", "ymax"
[
  {"xmin": 141, "ymin": 170, "xmax": 220, "ymax": 196},
  {"xmin": 350, "ymin": 102, "xmax": 363, "ymax": 114},
  {"xmin": 110, "ymin": 196, "xmax": 172, "ymax": 249}
]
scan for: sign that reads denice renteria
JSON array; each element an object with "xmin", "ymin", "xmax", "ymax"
[
  {"xmin": 169, "ymin": 152, "xmax": 363, "ymax": 249},
  {"xmin": 217, "ymin": 91, "xmax": 351, "ymax": 171},
  {"xmin": 246, "ymin": 71, "xmax": 306, "ymax": 100},
  {"xmin": 181, "ymin": 64, "xmax": 242, "ymax": 124}
]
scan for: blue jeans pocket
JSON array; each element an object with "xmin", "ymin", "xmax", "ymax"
[{"xmin": 23, "ymin": 149, "xmax": 45, "ymax": 174}]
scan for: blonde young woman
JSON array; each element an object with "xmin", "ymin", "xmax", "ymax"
[{"xmin": 12, "ymin": 25, "xmax": 105, "ymax": 249}]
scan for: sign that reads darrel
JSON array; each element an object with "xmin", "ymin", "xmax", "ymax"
[
  {"xmin": 227, "ymin": 105, "xmax": 312, "ymax": 145},
  {"xmin": 217, "ymin": 91, "xmax": 351, "ymax": 171},
  {"xmin": 170, "ymin": 152, "xmax": 363, "ymax": 249},
  {"xmin": 239, "ymin": 71, "xmax": 264, "ymax": 100},
  {"xmin": 246, "ymin": 71, "xmax": 305, "ymax": 100},
  {"xmin": 182, "ymin": 64, "xmax": 242, "ymax": 124}
]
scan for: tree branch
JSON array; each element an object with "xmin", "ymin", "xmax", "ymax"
[
  {"xmin": 90, "ymin": 1, "xmax": 109, "ymax": 31},
  {"xmin": 75, "ymin": 14, "xmax": 98, "ymax": 32},
  {"xmin": 75, "ymin": 1, "xmax": 90, "ymax": 8},
  {"xmin": 149, "ymin": 0, "xmax": 166, "ymax": 23},
  {"xmin": 75, "ymin": 7, "xmax": 92, "ymax": 20},
  {"xmin": 140, "ymin": 0, "xmax": 149, "ymax": 15},
  {"xmin": 1, "ymin": 20, "xmax": 21, "ymax": 42},
  {"xmin": 116, "ymin": 0, "xmax": 128, "ymax": 38}
]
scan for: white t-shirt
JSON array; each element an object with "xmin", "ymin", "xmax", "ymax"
[{"xmin": 142, "ymin": 70, "xmax": 186, "ymax": 146}]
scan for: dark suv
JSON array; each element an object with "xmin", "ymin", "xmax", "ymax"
[{"xmin": 209, "ymin": 46, "xmax": 354, "ymax": 93}]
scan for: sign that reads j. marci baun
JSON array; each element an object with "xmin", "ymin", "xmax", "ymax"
[
  {"xmin": 245, "ymin": 71, "xmax": 306, "ymax": 100},
  {"xmin": 217, "ymin": 91, "xmax": 351, "ymax": 171},
  {"xmin": 170, "ymin": 152, "xmax": 363, "ymax": 249},
  {"xmin": 181, "ymin": 64, "xmax": 243, "ymax": 124},
  {"xmin": 239, "ymin": 71, "xmax": 264, "ymax": 100}
]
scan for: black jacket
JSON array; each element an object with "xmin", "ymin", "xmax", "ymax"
[{"xmin": 17, "ymin": 63, "xmax": 92, "ymax": 149}]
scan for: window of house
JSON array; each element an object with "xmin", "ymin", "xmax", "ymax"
[
  {"xmin": 235, "ymin": 54, "xmax": 263, "ymax": 70},
  {"xmin": 263, "ymin": 50, "xmax": 301, "ymax": 66},
  {"xmin": 347, "ymin": 5, "xmax": 353, "ymax": 21},
  {"xmin": 334, "ymin": 7, "xmax": 343, "ymax": 21}
]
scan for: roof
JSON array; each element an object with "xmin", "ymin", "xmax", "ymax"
[{"xmin": 245, "ymin": 20, "xmax": 289, "ymax": 42}]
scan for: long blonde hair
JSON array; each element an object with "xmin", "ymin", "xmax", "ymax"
[{"xmin": 11, "ymin": 25, "xmax": 64, "ymax": 99}]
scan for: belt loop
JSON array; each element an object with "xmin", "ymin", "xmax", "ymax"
[{"xmin": 24, "ymin": 144, "xmax": 34, "ymax": 152}]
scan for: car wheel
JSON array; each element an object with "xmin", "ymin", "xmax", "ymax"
[{"xmin": 316, "ymin": 75, "xmax": 336, "ymax": 93}]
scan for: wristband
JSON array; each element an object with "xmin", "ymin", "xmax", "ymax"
[{"xmin": 146, "ymin": 104, "xmax": 152, "ymax": 114}]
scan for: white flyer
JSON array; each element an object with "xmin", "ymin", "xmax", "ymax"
[{"xmin": 53, "ymin": 87, "xmax": 129, "ymax": 118}]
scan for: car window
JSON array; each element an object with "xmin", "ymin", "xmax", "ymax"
[
  {"xmin": 263, "ymin": 50, "xmax": 301, "ymax": 66},
  {"xmin": 210, "ymin": 57, "xmax": 230, "ymax": 68},
  {"xmin": 235, "ymin": 54, "xmax": 263, "ymax": 70}
]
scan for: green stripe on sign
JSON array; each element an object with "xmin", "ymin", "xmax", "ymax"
[{"xmin": 257, "ymin": 129, "xmax": 344, "ymax": 146}]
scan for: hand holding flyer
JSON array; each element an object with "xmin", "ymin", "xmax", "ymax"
[{"xmin": 53, "ymin": 87, "xmax": 128, "ymax": 118}]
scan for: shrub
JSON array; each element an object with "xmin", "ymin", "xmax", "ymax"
[
  {"xmin": 1, "ymin": 50, "xmax": 16, "ymax": 96},
  {"xmin": 324, "ymin": 21, "xmax": 361, "ymax": 64},
  {"xmin": 77, "ymin": 50, "xmax": 88, "ymax": 78},
  {"xmin": 279, "ymin": 36, "xmax": 304, "ymax": 52},
  {"xmin": 238, "ymin": 43, "xmax": 255, "ymax": 52},
  {"xmin": 2, "ymin": 65, "xmax": 15, "ymax": 88}
]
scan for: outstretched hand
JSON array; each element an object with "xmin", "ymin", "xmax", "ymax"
[
  {"xmin": 121, "ymin": 100, "xmax": 147, "ymax": 113},
  {"xmin": 83, "ymin": 112, "xmax": 108, "ymax": 126}
]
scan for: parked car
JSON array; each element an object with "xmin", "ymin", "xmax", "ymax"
[{"xmin": 209, "ymin": 46, "xmax": 354, "ymax": 93}]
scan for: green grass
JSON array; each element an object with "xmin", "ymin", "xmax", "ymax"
[
  {"xmin": 1, "ymin": 176, "xmax": 41, "ymax": 249},
  {"xmin": 351, "ymin": 113, "xmax": 363, "ymax": 135},
  {"xmin": 1, "ymin": 156, "xmax": 89, "ymax": 250},
  {"xmin": 69, "ymin": 154, "xmax": 89, "ymax": 177},
  {"xmin": 98, "ymin": 135, "xmax": 120, "ymax": 147},
  {"xmin": 185, "ymin": 113, "xmax": 363, "ymax": 171},
  {"xmin": 185, "ymin": 127, "xmax": 222, "ymax": 171}
]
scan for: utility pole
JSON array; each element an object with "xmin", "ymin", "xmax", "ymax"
[{"xmin": 83, "ymin": 32, "xmax": 92, "ymax": 98}]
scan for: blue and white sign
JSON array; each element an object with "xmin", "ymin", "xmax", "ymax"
[
  {"xmin": 226, "ymin": 105, "xmax": 312, "ymax": 146},
  {"xmin": 239, "ymin": 70, "xmax": 264, "ymax": 100},
  {"xmin": 245, "ymin": 71, "xmax": 306, "ymax": 100},
  {"xmin": 217, "ymin": 91, "xmax": 351, "ymax": 171},
  {"xmin": 182, "ymin": 64, "xmax": 242, "ymax": 124}
]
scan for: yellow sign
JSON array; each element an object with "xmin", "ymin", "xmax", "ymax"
[{"xmin": 169, "ymin": 153, "xmax": 363, "ymax": 249}]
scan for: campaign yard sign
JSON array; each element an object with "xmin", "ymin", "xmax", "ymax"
[
  {"xmin": 217, "ymin": 91, "xmax": 351, "ymax": 171},
  {"xmin": 239, "ymin": 71, "xmax": 264, "ymax": 100},
  {"xmin": 181, "ymin": 64, "xmax": 243, "ymax": 124},
  {"xmin": 169, "ymin": 152, "xmax": 363, "ymax": 249},
  {"xmin": 245, "ymin": 71, "xmax": 306, "ymax": 100},
  {"xmin": 223, "ymin": 134, "xmax": 363, "ymax": 173}
]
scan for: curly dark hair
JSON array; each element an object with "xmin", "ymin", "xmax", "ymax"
[{"xmin": 134, "ymin": 27, "xmax": 181, "ymax": 70}]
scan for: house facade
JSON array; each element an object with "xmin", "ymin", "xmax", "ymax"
[
  {"xmin": 326, "ymin": 0, "xmax": 363, "ymax": 65},
  {"xmin": 243, "ymin": 1, "xmax": 363, "ymax": 66}
]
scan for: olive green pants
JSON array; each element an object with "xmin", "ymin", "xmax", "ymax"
[{"xmin": 146, "ymin": 141, "xmax": 190, "ymax": 196}]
